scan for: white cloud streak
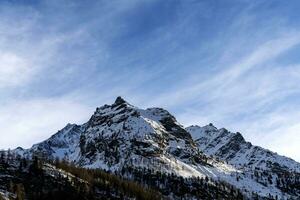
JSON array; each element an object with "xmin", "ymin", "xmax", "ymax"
[
  {"xmin": 149, "ymin": 32, "xmax": 300, "ymax": 108},
  {"xmin": 0, "ymin": 97, "xmax": 93, "ymax": 149}
]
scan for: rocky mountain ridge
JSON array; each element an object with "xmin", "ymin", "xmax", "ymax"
[{"xmin": 186, "ymin": 124, "xmax": 300, "ymax": 173}]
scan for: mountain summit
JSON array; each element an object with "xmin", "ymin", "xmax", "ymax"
[
  {"xmin": 114, "ymin": 96, "xmax": 127, "ymax": 105},
  {"xmin": 12, "ymin": 97, "xmax": 300, "ymax": 199}
]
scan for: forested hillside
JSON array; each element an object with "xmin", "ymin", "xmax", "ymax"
[{"xmin": 0, "ymin": 151, "xmax": 248, "ymax": 200}]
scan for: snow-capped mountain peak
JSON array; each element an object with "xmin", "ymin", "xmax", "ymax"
[{"xmin": 113, "ymin": 96, "xmax": 131, "ymax": 106}]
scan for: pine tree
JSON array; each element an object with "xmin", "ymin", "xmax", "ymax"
[{"xmin": 15, "ymin": 183, "xmax": 25, "ymax": 200}]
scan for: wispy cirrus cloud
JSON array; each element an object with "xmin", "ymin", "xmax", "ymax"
[
  {"xmin": 148, "ymin": 31, "xmax": 300, "ymax": 107},
  {"xmin": 0, "ymin": 52, "xmax": 31, "ymax": 87},
  {"xmin": 0, "ymin": 0, "xmax": 299, "ymax": 162}
]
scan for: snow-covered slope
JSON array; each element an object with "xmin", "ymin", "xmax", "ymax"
[
  {"xmin": 186, "ymin": 124, "xmax": 300, "ymax": 199},
  {"xmin": 186, "ymin": 124, "xmax": 300, "ymax": 173},
  {"xmin": 14, "ymin": 97, "xmax": 300, "ymax": 199}
]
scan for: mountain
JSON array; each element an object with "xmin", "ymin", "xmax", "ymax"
[
  {"xmin": 9, "ymin": 97, "xmax": 300, "ymax": 200},
  {"xmin": 22, "ymin": 96, "xmax": 205, "ymax": 174}
]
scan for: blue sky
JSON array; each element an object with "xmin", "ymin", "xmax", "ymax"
[{"xmin": 0, "ymin": 0, "xmax": 300, "ymax": 161}]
